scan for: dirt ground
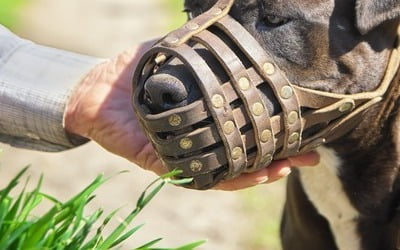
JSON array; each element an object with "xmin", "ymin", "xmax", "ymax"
[{"xmin": 0, "ymin": 0, "xmax": 286, "ymax": 249}]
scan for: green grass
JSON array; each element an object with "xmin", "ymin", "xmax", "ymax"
[
  {"xmin": 0, "ymin": 0, "xmax": 28, "ymax": 29},
  {"xmin": 0, "ymin": 167, "xmax": 204, "ymax": 250}
]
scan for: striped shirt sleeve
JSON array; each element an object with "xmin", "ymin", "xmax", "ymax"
[{"xmin": 0, "ymin": 25, "xmax": 104, "ymax": 151}]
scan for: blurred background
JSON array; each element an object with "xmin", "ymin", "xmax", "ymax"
[{"xmin": 0, "ymin": 0, "xmax": 286, "ymax": 249}]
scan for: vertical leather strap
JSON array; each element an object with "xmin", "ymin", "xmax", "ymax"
[
  {"xmin": 193, "ymin": 30, "xmax": 276, "ymax": 171},
  {"xmin": 216, "ymin": 16, "xmax": 303, "ymax": 158},
  {"xmin": 156, "ymin": 43, "xmax": 248, "ymax": 177}
]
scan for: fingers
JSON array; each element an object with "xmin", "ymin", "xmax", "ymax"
[
  {"xmin": 213, "ymin": 151, "xmax": 320, "ymax": 191},
  {"xmin": 214, "ymin": 167, "xmax": 270, "ymax": 191},
  {"xmin": 288, "ymin": 151, "xmax": 320, "ymax": 167},
  {"xmin": 143, "ymin": 151, "xmax": 320, "ymax": 191},
  {"xmin": 215, "ymin": 160, "xmax": 291, "ymax": 191}
]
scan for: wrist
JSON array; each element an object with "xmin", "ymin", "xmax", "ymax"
[{"xmin": 64, "ymin": 63, "xmax": 103, "ymax": 139}]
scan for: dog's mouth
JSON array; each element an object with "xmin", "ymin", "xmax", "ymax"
[{"xmin": 132, "ymin": 0, "xmax": 397, "ymax": 190}]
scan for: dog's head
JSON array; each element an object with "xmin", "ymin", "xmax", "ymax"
[{"xmin": 133, "ymin": 0, "xmax": 400, "ymax": 189}]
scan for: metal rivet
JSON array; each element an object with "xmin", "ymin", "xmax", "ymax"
[
  {"xmin": 238, "ymin": 77, "xmax": 250, "ymax": 91},
  {"xmin": 165, "ymin": 36, "xmax": 179, "ymax": 44},
  {"xmin": 180, "ymin": 138, "xmax": 193, "ymax": 150},
  {"xmin": 190, "ymin": 160, "xmax": 203, "ymax": 172},
  {"xmin": 288, "ymin": 111, "xmax": 299, "ymax": 125},
  {"xmin": 252, "ymin": 102, "xmax": 265, "ymax": 116},
  {"xmin": 232, "ymin": 147, "xmax": 243, "ymax": 160},
  {"xmin": 288, "ymin": 132, "xmax": 300, "ymax": 144},
  {"xmin": 186, "ymin": 22, "xmax": 199, "ymax": 30},
  {"xmin": 339, "ymin": 101, "xmax": 355, "ymax": 112},
  {"xmin": 261, "ymin": 154, "xmax": 273, "ymax": 164},
  {"xmin": 223, "ymin": 121, "xmax": 235, "ymax": 135},
  {"xmin": 212, "ymin": 94, "xmax": 225, "ymax": 108},
  {"xmin": 154, "ymin": 54, "xmax": 166, "ymax": 64},
  {"xmin": 261, "ymin": 129, "xmax": 272, "ymax": 143},
  {"xmin": 263, "ymin": 62, "xmax": 276, "ymax": 75},
  {"xmin": 211, "ymin": 7, "xmax": 223, "ymax": 16},
  {"xmin": 280, "ymin": 86, "xmax": 294, "ymax": 99},
  {"xmin": 168, "ymin": 114, "xmax": 182, "ymax": 127}
]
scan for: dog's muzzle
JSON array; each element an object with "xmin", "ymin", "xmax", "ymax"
[{"xmin": 132, "ymin": 0, "xmax": 400, "ymax": 189}]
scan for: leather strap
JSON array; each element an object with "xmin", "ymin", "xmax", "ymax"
[
  {"xmin": 132, "ymin": 0, "xmax": 400, "ymax": 189},
  {"xmin": 193, "ymin": 30, "xmax": 275, "ymax": 171},
  {"xmin": 216, "ymin": 15, "xmax": 303, "ymax": 159}
]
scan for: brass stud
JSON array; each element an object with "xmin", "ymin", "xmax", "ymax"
[
  {"xmin": 154, "ymin": 54, "xmax": 166, "ymax": 64},
  {"xmin": 190, "ymin": 160, "xmax": 203, "ymax": 172},
  {"xmin": 168, "ymin": 114, "xmax": 182, "ymax": 127},
  {"xmin": 339, "ymin": 101, "xmax": 355, "ymax": 113},
  {"xmin": 165, "ymin": 36, "xmax": 179, "ymax": 45},
  {"xmin": 261, "ymin": 129, "xmax": 272, "ymax": 143},
  {"xmin": 232, "ymin": 147, "xmax": 243, "ymax": 160},
  {"xmin": 180, "ymin": 138, "xmax": 193, "ymax": 150},
  {"xmin": 211, "ymin": 7, "xmax": 223, "ymax": 16},
  {"xmin": 238, "ymin": 77, "xmax": 250, "ymax": 91},
  {"xmin": 223, "ymin": 121, "xmax": 235, "ymax": 135},
  {"xmin": 261, "ymin": 154, "xmax": 273, "ymax": 164},
  {"xmin": 288, "ymin": 111, "xmax": 299, "ymax": 125},
  {"xmin": 263, "ymin": 62, "xmax": 276, "ymax": 75},
  {"xmin": 252, "ymin": 102, "xmax": 265, "ymax": 116},
  {"xmin": 211, "ymin": 94, "xmax": 225, "ymax": 108},
  {"xmin": 280, "ymin": 86, "xmax": 294, "ymax": 99},
  {"xmin": 288, "ymin": 132, "xmax": 300, "ymax": 144},
  {"xmin": 186, "ymin": 22, "xmax": 200, "ymax": 30}
]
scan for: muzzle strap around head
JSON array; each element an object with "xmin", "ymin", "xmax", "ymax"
[
  {"xmin": 133, "ymin": 0, "xmax": 304, "ymax": 188},
  {"xmin": 133, "ymin": 0, "xmax": 400, "ymax": 189}
]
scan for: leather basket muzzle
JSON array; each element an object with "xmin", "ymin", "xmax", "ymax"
[{"xmin": 132, "ymin": 0, "xmax": 400, "ymax": 189}]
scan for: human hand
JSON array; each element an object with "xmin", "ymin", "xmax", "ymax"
[
  {"xmin": 215, "ymin": 151, "xmax": 319, "ymax": 191},
  {"xmin": 64, "ymin": 42, "xmax": 320, "ymax": 190},
  {"xmin": 65, "ymin": 41, "xmax": 165, "ymax": 174}
]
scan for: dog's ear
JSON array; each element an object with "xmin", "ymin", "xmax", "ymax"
[{"xmin": 355, "ymin": 0, "xmax": 400, "ymax": 35}]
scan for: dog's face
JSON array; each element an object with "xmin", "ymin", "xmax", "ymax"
[{"xmin": 143, "ymin": 0, "xmax": 399, "ymax": 115}]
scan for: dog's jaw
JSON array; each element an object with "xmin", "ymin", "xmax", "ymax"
[{"xmin": 299, "ymin": 146, "xmax": 361, "ymax": 250}]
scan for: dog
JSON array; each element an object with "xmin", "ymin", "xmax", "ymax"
[{"xmin": 141, "ymin": 0, "xmax": 400, "ymax": 249}]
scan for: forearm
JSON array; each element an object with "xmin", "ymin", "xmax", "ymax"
[{"xmin": 0, "ymin": 25, "xmax": 104, "ymax": 151}]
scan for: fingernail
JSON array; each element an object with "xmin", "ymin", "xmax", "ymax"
[
  {"xmin": 279, "ymin": 167, "xmax": 292, "ymax": 177},
  {"xmin": 257, "ymin": 176, "xmax": 269, "ymax": 184}
]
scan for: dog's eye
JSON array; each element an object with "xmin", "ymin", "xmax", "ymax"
[{"xmin": 263, "ymin": 15, "xmax": 289, "ymax": 27}]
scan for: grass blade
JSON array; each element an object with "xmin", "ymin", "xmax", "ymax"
[
  {"xmin": 0, "ymin": 167, "xmax": 205, "ymax": 250},
  {"xmin": 99, "ymin": 178, "xmax": 166, "ymax": 250},
  {"xmin": 135, "ymin": 238, "xmax": 163, "ymax": 250},
  {"xmin": 65, "ymin": 209, "xmax": 103, "ymax": 250},
  {"xmin": 0, "ymin": 166, "xmax": 29, "ymax": 205},
  {"xmin": 108, "ymin": 224, "xmax": 144, "ymax": 249},
  {"xmin": 174, "ymin": 240, "xmax": 207, "ymax": 250},
  {"xmin": 165, "ymin": 178, "xmax": 193, "ymax": 186}
]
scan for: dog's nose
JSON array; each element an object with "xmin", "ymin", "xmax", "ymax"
[
  {"xmin": 143, "ymin": 58, "xmax": 201, "ymax": 113},
  {"xmin": 144, "ymin": 73, "xmax": 188, "ymax": 112}
]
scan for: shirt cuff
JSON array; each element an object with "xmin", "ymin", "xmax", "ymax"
[{"xmin": 0, "ymin": 25, "xmax": 105, "ymax": 152}]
